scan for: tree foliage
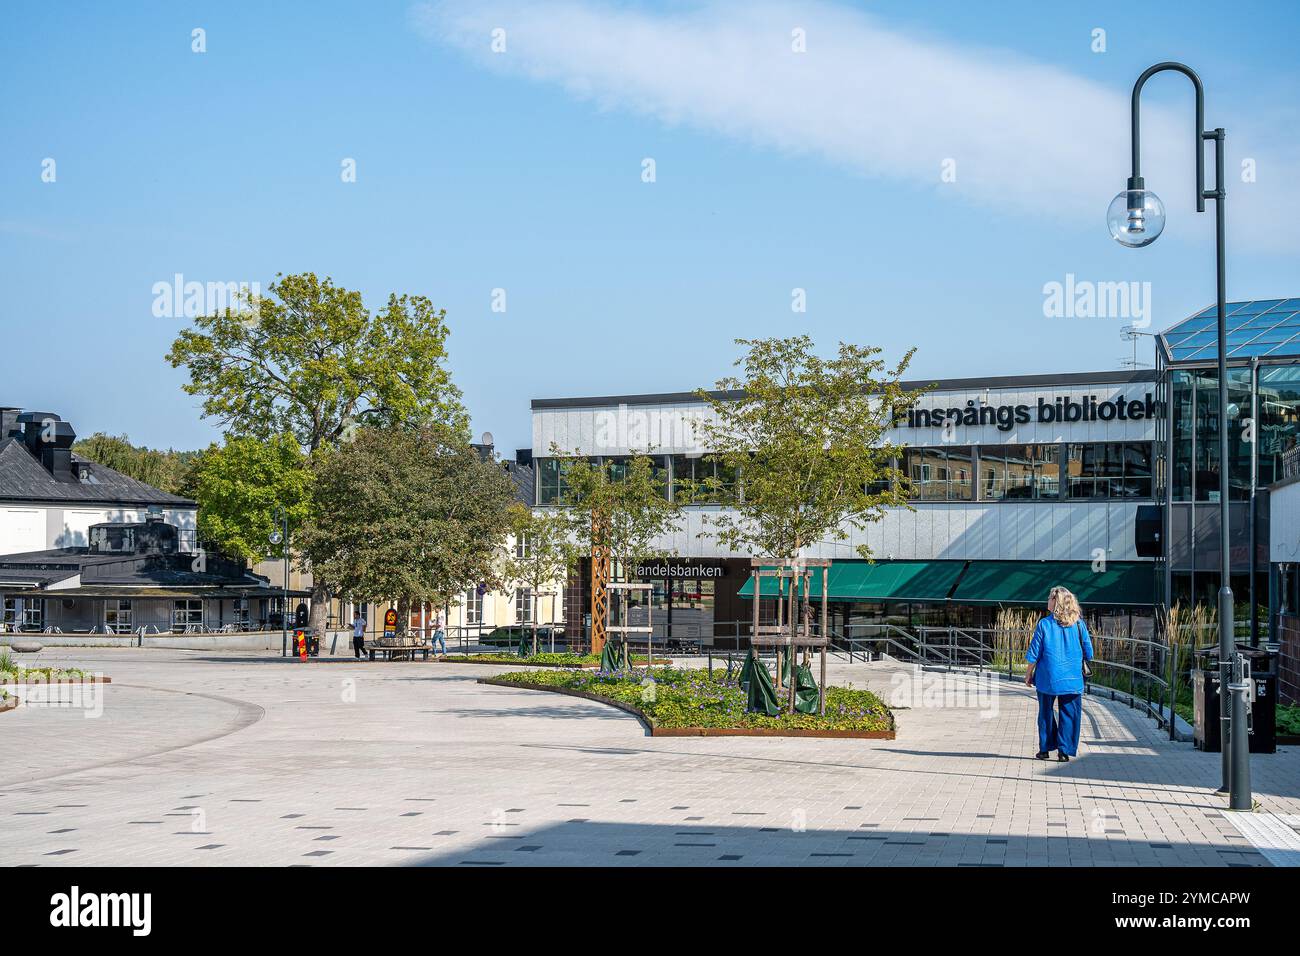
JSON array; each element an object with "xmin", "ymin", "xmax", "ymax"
[
  {"xmin": 166, "ymin": 271, "xmax": 470, "ymax": 635},
  {"xmin": 298, "ymin": 426, "xmax": 515, "ymax": 635},
  {"xmin": 72, "ymin": 434, "xmax": 199, "ymax": 496},
  {"xmin": 553, "ymin": 450, "xmax": 680, "ymax": 576},
  {"xmin": 189, "ymin": 434, "xmax": 313, "ymax": 563},
  {"xmin": 166, "ymin": 272, "xmax": 467, "ymax": 452},
  {"xmin": 689, "ymin": 336, "xmax": 918, "ymax": 560},
  {"xmin": 499, "ymin": 504, "xmax": 579, "ymax": 653}
]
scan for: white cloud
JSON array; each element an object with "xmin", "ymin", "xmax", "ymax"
[{"xmin": 412, "ymin": 0, "xmax": 1300, "ymax": 252}]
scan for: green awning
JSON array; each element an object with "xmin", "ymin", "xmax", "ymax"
[
  {"xmin": 737, "ymin": 561, "xmax": 965, "ymax": 603},
  {"xmin": 735, "ymin": 559, "xmax": 1158, "ymax": 607},
  {"xmin": 950, "ymin": 561, "xmax": 1156, "ymax": 607}
]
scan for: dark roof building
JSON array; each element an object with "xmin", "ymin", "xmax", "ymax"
[{"xmin": 0, "ymin": 408, "xmax": 196, "ymax": 555}]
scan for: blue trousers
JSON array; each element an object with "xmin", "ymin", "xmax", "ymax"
[
  {"xmin": 1037, "ymin": 692, "xmax": 1082, "ymax": 756},
  {"xmin": 432, "ymin": 630, "xmax": 446, "ymax": 654}
]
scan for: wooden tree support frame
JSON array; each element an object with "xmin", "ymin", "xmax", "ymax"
[
  {"xmin": 748, "ymin": 557, "xmax": 830, "ymax": 715},
  {"xmin": 590, "ymin": 512, "xmax": 611, "ymax": 655},
  {"xmin": 606, "ymin": 580, "xmax": 655, "ymax": 668}
]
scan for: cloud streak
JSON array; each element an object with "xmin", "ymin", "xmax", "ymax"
[{"xmin": 413, "ymin": 0, "xmax": 1299, "ymax": 251}]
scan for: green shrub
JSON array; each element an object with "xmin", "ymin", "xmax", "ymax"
[
  {"xmin": 495, "ymin": 666, "xmax": 894, "ymax": 732},
  {"xmin": 1278, "ymin": 704, "xmax": 1300, "ymax": 737}
]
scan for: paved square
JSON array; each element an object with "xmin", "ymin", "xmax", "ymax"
[{"xmin": 1, "ymin": 648, "xmax": 1296, "ymax": 866}]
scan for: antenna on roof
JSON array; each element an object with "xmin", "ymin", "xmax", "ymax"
[{"xmin": 1119, "ymin": 325, "xmax": 1155, "ymax": 369}]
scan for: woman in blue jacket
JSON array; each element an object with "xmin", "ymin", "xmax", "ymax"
[{"xmin": 1024, "ymin": 586, "xmax": 1094, "ymax": 762}]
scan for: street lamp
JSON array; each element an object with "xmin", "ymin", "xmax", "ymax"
[
  {"xmin": 1110, "ymin": 61, "xmax": 1250, "ymax": 810},
  {"xmin": 270, "ymin": 508, "xmax": 289, "ymax": 658}
]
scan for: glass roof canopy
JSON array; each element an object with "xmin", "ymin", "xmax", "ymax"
[{"xmin": 1158, "ymin": 298, "xmax": 1300, "ymax": 364}]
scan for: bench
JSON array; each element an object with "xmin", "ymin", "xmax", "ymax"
[{"xmin": 365, "ymin": 643, "xmax": 433, "ymax": 662}]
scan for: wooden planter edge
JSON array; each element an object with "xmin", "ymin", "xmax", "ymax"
[
  {"xmin": 478, "ymin": 677, "xmax": 896, "ymax": 739},
  {"xmin": 3, "ymin": 676, "xmax": 111, "ymax": 685}
]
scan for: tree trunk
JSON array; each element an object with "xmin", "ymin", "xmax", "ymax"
[
  {"xmin": 396, "ymin": 595, "xmax": 411, "ymax": 643},
  {"xmin": 309, "ymin": 581, "xmax": 330, "ymax": 643}
]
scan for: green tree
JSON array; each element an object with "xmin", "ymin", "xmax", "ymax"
[
  {"xmin": 166, "ymin": 272, "xmax": 468, "ymax": 636},
  {"xmin": 73, "ymin": 433, "xmax": 199, "ymax": 496},
  {"xmin": 689, "ymin": 336, "xmax": 917, "ymax": 562},
  {"xmin": 499, "ymin": 504, "xmax": 578, "ymax": 654},
  {"xmin": 553, "ymin": 450, "xmax": 680, "ymax": 655},
  {"xmin": 189, "ymin": 435, "xmax": 313, "ymax": 563},
  {"xmin": 298, "ymin": 425, "xmax": 515, "ymax": 640}
]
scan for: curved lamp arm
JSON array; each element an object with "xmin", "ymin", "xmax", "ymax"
[{"xmin": 1129, "ymin": 61, "xmax": 1206, "ymax": 212}]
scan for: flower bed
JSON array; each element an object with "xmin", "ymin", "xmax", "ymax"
[
  {"xmin": 480, "ymin": 666, "xmax": 895, "ymax": 738},
  {"xmin": 0, "ymin": 653, "xmax": 104, "ymax": 684},
  {"xmin": 436, "ymin": 652, "xmax": 658, "ymax": 668}
]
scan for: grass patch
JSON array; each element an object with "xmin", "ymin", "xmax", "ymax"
[{"xmin": 494, "ymin": 666, "xmax": 894, "ymax": 733}]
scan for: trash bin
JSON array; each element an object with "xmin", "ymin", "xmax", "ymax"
[{"xmin": 1193, "ymin": 647, "xmax": 1277, "ymax": 754}]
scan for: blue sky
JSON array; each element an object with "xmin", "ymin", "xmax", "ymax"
[{"xmin": 3, "ymin": 0, "xmax": 1299, "ymax": 454}]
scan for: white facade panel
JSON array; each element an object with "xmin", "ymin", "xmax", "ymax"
[
  {"xmin": 633, "ymin": 501, "xmax": 1145, "ymax": 564},
  {"xmin": 55, "ymin": 508, "xmax": 107, "ymax": 548},
  {"xmin": 0, "ymin": 508, "xmax": 44, "ymax": 555}
]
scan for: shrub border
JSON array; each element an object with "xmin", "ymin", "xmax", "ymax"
[{"xmin": 478, "ymin": 676, "xmax": 896, "ymax": 739}]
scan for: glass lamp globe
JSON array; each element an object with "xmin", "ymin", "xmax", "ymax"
[
  {"xmin": 269, "ymin": 530, "xmax": 283, "ymax": 545},
  {"xmin": 1107, "ymin": 188, "xmax": 1165, "ymax": 247}
]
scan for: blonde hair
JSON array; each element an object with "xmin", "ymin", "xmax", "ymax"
[{"xmin": 1050, "ymin": 587, "xmax": 1081, "ymax": 627}]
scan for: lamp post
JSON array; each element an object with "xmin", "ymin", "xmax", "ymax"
[
  {"xmin": 1108, "ymin": 61, "xmax": 1250, "ymax": 810},
  {"xmin": 270, "ymin": 508, "xmax": 289, "ymax": 658}
]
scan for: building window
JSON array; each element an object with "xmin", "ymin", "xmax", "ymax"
[
  {"xmin": 536, "ymin": 458, "xmax": 568, "ymax": 506},
  {"xmin": 515, "ymin": 534, "xmax": 533, "ymax": 560},
  {"xmin": 670, "ymin": 454, "xmax": 739, "ymax": 503},
  {"xmin": 464, "ymin": 588, "xmax": 483, "ymax": 625},
  {"xmin": 105, "ymin": 599, "xmax": 133, "ymax": 634},
  {"xmin": 1067, "ymin": 442, "xmax": 1153, "ymax": 499},
  {"xmin": 979, "ymin": 445, "xmax": 1061, "ymax": 500},
  {"xmin": 603, "ymin": 455, "xmax": 669, "ymax": 497},
  {"xmin": 4, "ymin": 597, "xmax": 43, "ymax": 631},
  {"xmin": 904, "ymin": 447, "xmax": 973, "ymax": 501},
  {"xmin": 172, "ymin": 599, "xmax": 204, "ymax": 632},
  {"xmin": 515, "ymin": 587, "xmax": 533, "ymax": 624},
  {"xmin": 232, "ymin": 598, "xmax": 250, "ymax": 629},
  {"xmin": 22, "ymin": 599, "xmax": 45, "ymax": 630}
]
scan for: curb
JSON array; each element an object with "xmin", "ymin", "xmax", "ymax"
[
  {"xmin": 478, "ymin": 677, "xmax": 896, "ymax": 740},
  {"xmin": 2, "ymin": 676, "xmax": 112, "ymax": 685}
]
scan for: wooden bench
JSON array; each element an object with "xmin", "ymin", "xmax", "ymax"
[{"xmin": 365, "ymin": 642, "xmax": 433, "ymax": 662}]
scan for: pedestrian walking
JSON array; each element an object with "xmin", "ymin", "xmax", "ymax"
[
  {"xmin": 1024, "ymin": 586, "xmax": 1094, "ymax": 762},
  {"xmin": 352, "ymin": 611, "xmax": 367, "ymax": 660},
  {"xmin": 431, "ymin": 609, "xmax": 447, "ymax": 656}
]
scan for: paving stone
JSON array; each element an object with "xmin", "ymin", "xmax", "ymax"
[{"xmin": 0, "ymin": 649, "xmax": 1294, "ymax": 867}]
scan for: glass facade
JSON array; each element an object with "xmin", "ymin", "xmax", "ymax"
[
  {"xmin": 979, "ymin": 444, "xmax": 1060, "ymax": 500},
  {"xmin": 1257, "ymin": 364, "xmax": 1300, "ymax": 487},
  {"xmin": 668, "ymin": 454, "xmax": 737, "ymax": 503},
  {"xmin": 905, "ymin": 446, "xmax": 973, "ymax": 500},
  {"xmin": 1156, "ymin": 299, "xmax": 1300, "ymax": 639},
  {"xmin": 1066, "ymin": 442, "xmax": 1152, "ymax": 499}
]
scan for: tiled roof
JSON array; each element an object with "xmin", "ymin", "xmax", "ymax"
[{"xmin": 0, "ymin": 437, "xmax": 194, "ymax": 507}]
